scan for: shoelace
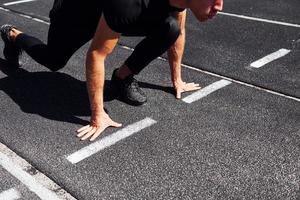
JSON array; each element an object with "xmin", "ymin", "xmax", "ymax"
[{"xmin": 130, "ymin": 78, "xmax": 139, "ymax": 90}]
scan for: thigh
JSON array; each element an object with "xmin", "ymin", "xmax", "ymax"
[
  {"xmin": 47, "ymin": 0, "xmax": 102, "ymax": 63},
  {"xmin": 46, "ymin": 19, "xmax": 98, "ymax": 64}
]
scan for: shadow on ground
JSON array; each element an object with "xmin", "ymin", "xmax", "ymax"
[
  {"xmin": 0, "ymin": 59, "xmax": 92, "ymax": 125},
  {"xmin": 0, "ymin": 58, "xmax": 174, "ymax": 125}
]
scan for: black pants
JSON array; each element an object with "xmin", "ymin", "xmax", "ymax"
[{"xmin": 15, "ymin": 3, "xmax": 180, "ymax": 74}]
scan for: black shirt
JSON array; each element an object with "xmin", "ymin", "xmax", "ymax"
[
  {"xmin": 102, "ymin": 0, "xmax": 184, "ymax": 34},
  {"xmin": 50, "ymin": 0, "xmax": 184, "ymax": 35}
]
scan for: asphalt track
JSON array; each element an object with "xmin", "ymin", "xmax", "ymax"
[{"xmin": 0, "ymin": 0, "xmax": 300, "ymax": 199}]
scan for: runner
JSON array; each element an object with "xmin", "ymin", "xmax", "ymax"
[{"xmin": 1, "ymin": 0, "xmax": 223, "ymax": 141}]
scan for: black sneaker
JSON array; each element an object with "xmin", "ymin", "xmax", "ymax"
[
  {"xmin": 0, "ymin": 24, "xmax": 22, "ymax": 67},
  {"xmin": 111, "ymin": 68, "xmax": 147, "ymax": 106}
]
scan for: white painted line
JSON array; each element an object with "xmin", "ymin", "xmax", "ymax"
[
  {"xmin": 0, "ymin": 188, "xmax": 21, "ymax": 200},
  {"xmin": 67, "ymin": 118, "xmax": 157, "ymax": 164},
  {"xmin": 250, "ymin": 49, "xmax": 291, "ymax": 68},
  {"xmin": 0, "ymin": 152, "xmax": 61, "ymax": 200},
  {"xmin": 3, "ymin": 0, "xmax": 36, "ymax": 6},
  {"xmin": 0, "ymin": 143, "xmax": 76, "ymax": 200},
  {"xmin": 180, "ymin": 63, "xmax": 300, "ymax": 102},
  {"xmin": 182, "ymin": 79, "xmax": 232, "ymax": 103},
  {"xmin": 219, "ymin": 12, "xmax": 300, "ymax": 28}
]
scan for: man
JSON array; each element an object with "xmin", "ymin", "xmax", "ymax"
[
  {"xmin": 1, "ymin": 0, "xmax": 223, "ymax": 141},
  {"xmin": 76, "ymin": 0, "xmax": 223, "ymax": 141}
]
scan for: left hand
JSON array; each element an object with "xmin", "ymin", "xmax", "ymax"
[{"xmin": 174, "ymin": 80, "xmax": 201, "ymax": 99}]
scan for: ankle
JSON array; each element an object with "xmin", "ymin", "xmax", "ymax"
[
  {"xmin": 116, "ymin": 64, "xmax": 133, "ymax": 80},
  {"xmin": 10, "ymin": 28, "xmax": 22, "ymax": 42}
]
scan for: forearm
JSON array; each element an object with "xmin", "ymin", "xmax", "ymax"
[
  {"xmin": 167, "ymin": 10, "xmax": 186, "ymax": 85},
  {"xmin": 86, "ymin": 50, "xmax": 105, "ymax": 116},
  {"xmin": 77, "ymin": 16, "xmax": 122, "ymax": 141},
  {"xmin": 167, "ymin": 28, "xmax": 185, "ymax": 83}
]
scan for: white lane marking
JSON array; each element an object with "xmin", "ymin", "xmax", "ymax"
[
  {"xmin": 0, "ymin": 188, "xmax": 21, "ymax": 200},
  {"xmin": 219, "ymin": 12, "xmax": 300, "ymax": 28},
  {"xmin": 250, "ymin": 49, "xmax": 291, "ymax": 68},
  {"xmin": 182, "ymin": 80, "xmax": 232, "ymax": 103},
  {"xmin": 67, "ymin": 118, "xmax": 157, "ymax": 164},
  {"xmin": 0, "ymin": 143, "xmax": 76, "ymax": 200},
  {"xmin": 3, "ymin": 0, "xmax": 36, "ymax": 6},
  {"xmin": 180, "ymin": 63, "xmax": 300, "ymax": 102},
  {"xmin": 0, "ymin": 152, "xmax": 61, "ymax": 200}
]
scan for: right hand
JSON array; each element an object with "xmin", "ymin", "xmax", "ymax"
[
  {"xmin": 208, "ymin": 0, "xmax": 223, "ymax": 19},
  {"xmin": 77, "ymin": 111, "xmax": 122, "ymax": 141}
]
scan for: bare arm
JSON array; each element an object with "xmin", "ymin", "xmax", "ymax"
[
  {"xmin": 167, "ymin": 10, "xmax": 200, "ymax": 99},
  {"xmin": 77, "ymin": 16, "xmax": 122, "ymax": 141},
  {"xmin": 167, "ymin": 10, "xmax": 186, "ymax": 85}
]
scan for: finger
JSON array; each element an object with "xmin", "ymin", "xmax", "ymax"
[
  {"xmin": 185, "ymin": 82, "xmax": 195, "ymax": 85},
  {"xmin": 77, "ymin": 125, "xmax": 90, "ymax": 133},
  {"xmin": 186, "ymin": 82, "xmax": 199, "ymax": 87},
  {"xmin": 77, "ymin": 126, "xmax": 94, "ymax": 137},
  {"xmin": 214, "ymin": 0, "xmax": 223, "ymax": 11},
  {"xmin": 110, "ymin": 121, "xmax": 122, "ymax": 128},
  {"xmin": 186, "ymin": 84, "xmax": 201, "ymax": 90},
  {"xmin": 80, "ymin": 127, "xmax": 97, "ymax": 141},
  {"xmin": 176, "ymin": 90, "xmax": 182, "ymax": 99},
  {"xmin": 185, "ymin": 83, "xmax": 201, "ymax": 89},
  {"xmin": 89, "ymin": 126, "xmax": 107, "ymax": 141},
  {"xmin": 185, "ymin": 86, "xmax": 201, "ymax": 92}
]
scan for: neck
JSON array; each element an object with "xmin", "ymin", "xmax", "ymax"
[{"xmin": 168, "ymin": 0, "xmax": 187, "ymax": 9}]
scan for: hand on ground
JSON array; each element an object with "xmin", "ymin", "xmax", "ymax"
[
  {"xmin": 77, "ymin": 111, "xmax": 122, "ymax": 141},
  {"xmin": 174, "ymin": 80, "xmax": 201, "ymax": 99}
]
